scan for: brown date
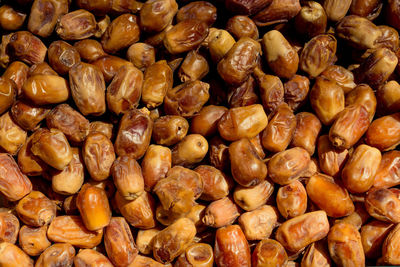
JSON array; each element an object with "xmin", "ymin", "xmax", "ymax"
[
  {"xmin": 373, "ymin": 150, "xmax": 400, "ymax": 188},
  {"xmin": 218, "ymin": 37, "xmax": 261, "ymax": 85},
  {"xmin": 229, "ymin": 138, "xmax": 267, "ymax": 187},
  {"xmin": 275, "ymin": 211, "xmax": 329, "ymax": 253},
  {"xmin": 327, "ymin": 222, "xmax": 365, "ymax": 267},
  {"xmin": 48, "ymin": 40, "xmax": 81, "ymax": 75},
  {"xmin": 366, "ymin": 113, "xmax": 400, "ymax": 151},
  {"xmin": 69, "ymin": 62, "xmax": 106, "ymax": 116},
  {"xmin": 16, "ymin": 190, "xmax": 56, "ymax": 227},
  {"xmin": 76, "ymin": 184, "xmax": 111, "ymax": 231},
  {"xmin": 7, "ymin": 31, "xmax": 47, "ymax": 66},
  {"xmin": 0, "ymin": 153, "xmax": 32, "ymax": 201},
  {"xmin": 2, "ymin": 61, "xmax": 29, "ymax": 95},
  {"xmin": 0, "ymin": 77, "xmax": 16, "ymax": 116},
  {"xmin": 214, "ymin": 225, "xmax": 251, "ymax": 267},
  {"xmin": 276, "ymin": 180, "xmax": 307, "ymax": 219},
  {"xmin": 11, "ymin": 101, "xmax": 50, "ymax": 132},
  {"xmin": 0, "ymin": 212, "xmax": 19, "ymax": 244},
  {"xmin": 306, "ymin": 174, "xmax": 355, "ymax": 217},
  {"xmin": 268, "ymin": 147, "xmax": 310, "ymax": 185},
  {"xmin": 342, "ymin": 144, "xmax": 381, "ymax": 193},
  {"xmin": 104, "ymin": 217, "xmax": 138, "ymax": 267},
  {"xmin": 153, "ymin": 218, "xmax": 196, "ymax": 263},
  {"xmin": 112, "ymin": 155, "xmax": 144, "ymax": 201},
  {"xmin": 18, "ymin": 225, "xmax": 51, "ymax": 256},
  {"xmin": 164, "ymin": 20, "xmax": 209, "ymax": 54},
  {"xmin": 56, "ymin": 9, "xmax": 97, "ymax": 40},
  {"xmin": 74, "ymin": 249, "xmax": 113, "ymax": 267},
  {"xmin": 233, "ymin": 180, "xmax": 274, "ymax": 211},
  {"xmin": 46, "ymin": 104, "xmax": 89, "ymax": 144},
  {"xmin": 164, "ymin": 80, "xmax": 210, "ymax": 118},
  {"xmin": 114, "ymin": 108, "xmax": 153, "ymax": 159},
  {"xmin": 252, "ymin": 239, "xmax": 288, "ymax": 267},
  {"xmin": 47, "ymin": 215, "xmax": 103, "ymax": 248},
  {"xmin": 140, "ymin": 0, "xmax": 178, "ymax": 32},
  {"xmin": 290, "ymin": 112, "xmax": 321, "ymax": 155},
  {"xmin": 30, "ymin": 128, "xmax": 73, "ymax": 170},
  {"xmin": 0, "ymin": 242, "xmax": 34, "ymax": 267},
  {"xmin": 35, "ymin": 243, "xmax": 75, "ymax": 267},
  {"xmin": 218, "ymin": 104, "xmax": 268, "ymax": 142}
]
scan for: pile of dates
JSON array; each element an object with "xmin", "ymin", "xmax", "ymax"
[{"xmin": 2, "ymin": 0, "xmax": 400, "ymax": 266}]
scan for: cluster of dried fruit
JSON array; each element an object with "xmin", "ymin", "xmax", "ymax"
[{"xmin": 1, "ymin": 0, "xmax": 400, "ymax": 266}]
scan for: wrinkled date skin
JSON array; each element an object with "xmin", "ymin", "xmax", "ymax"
[
  {"xmin": 290, "ymin": 112, "xmax": 321, "ymax": 155},
  {"xmin": 261, "ymin": 103, "xmax": 296, "ymax": 153},
  {"xmin": 275, "ymin": 211, "xmax": 330, "ymax": 253},
  {"xmin": 203, "ymin": 197, "xmax": 240, "ymax": 228},
  {"xmin": 91, "ymin": 55, "xmax": 134, "ymax": 83},
  {"xmin": 317, "ymin": 135, "xmax": 349, "ymax": 178},
  {"xmin": 342, "ymin": 144, "xmax": 381, "ymax": 193},
  {"xmin": 114, "ymin": 108, "xmax": 153, "ymax": 159},
  {"xmin": 18, "ymin": 225, "xmax": 51, "ymax": 256},
  {"xmin": 140, "ymin": 0, "xmax": 178, "ymax": 32},
  {"xmin": 152, "ymin": 115, "xmax": 188, "ymax": 146},
  {"xmin": 0, "ymin": 242, "xmax": 34, "ymax": 267},
  {"xmin": 0, "ymin": 78, "xmax": 16, "ymax": 116},
  {"xmin": 218, "ymin": 37, "xmax": 261, "ymax": 85},
  {"xmin": 321, "ymin": 65, "xmax": 356, "ymax": 93},
  {"xmin": 374, "ymin": 150, "xmax": 400, "ymax": 188},
  {"xmin": 69, "ymin": 62, "xmax": 106, "ymax": 116},
  {"xmin": 56, "ymin": 9, "xmax": 97, "ymax": 40},
  {"xmin": 284, "ymin": 75, "xmax": 310, "ymax": 111},
  {"xmin": 276, "ymin": 180, "xmax": 307, "ymax": 219},
  {"xmin": 252, "ymin": 0, "xmax": 301, "ymax": 26},
  {"xmin": 47, "ymin": 215, "xmax": 103, "ymax": 248},
  {"xmin": 101, "ymin": 14, "xmax": 140, "ymax": 54},
  {"xmin": 2, "ymin": 61, "xmax": 29, "ymax": 95},
  {"xmin": 141, "ymin": 60, "xmax": 173, "ymax": 109},
  {"xmin": 233, "ymin": 180, "xmax": 274, "ymax": 211},
  {"xmin": 301, "ymin": 240, "xmax": 331, "ymax": 267},
  {"xmin": 218, "ymin": 104, "xmax": 268, "ymax": 142},
  {"xmin": 329, "ymin": 104, "xmax": 370, "ymax": 149},
  {"xmin": 153, "ymin": 218, "xmax": 196, "ymax": 263},
  {"xmin": 0, "ymin": 153, "xmax": 32, "ymax": 201},
  {"xmin": 252, "ymin": 239, "xmax": 288, "ymax": 267},
  {"xmin": 226, "ymin": 16, "xmax": 259, "ymax": 40},
  {"xmin": 46, "ymin": 104, "xmax": 90, "ymax": 144},
  {"xmin": 229, "ymin": 138, "xmax": 267, "ymax": 187},
  {"xmin": 0, "ymin": 111, "xmax": 27, "ymax": 155},
  {"xmin": 328, "ymin": 223, "xmax": 365, "ymax": 267},
  {"xmin": 306, "ymin": 174, "xmax": 355, "ymax": 217},
  {"xmin": 262, "ymin": 30, "xmax": 299, "ymax": 79},
  {"xmin": 112, "ymin": 155, "xmax": 145, "ymax": 200},
  {"xmin": 74, "ymin": 249, "xmax": 113, "ymax": 267},
  {"xmin": 366, "ymin": 112, "xmax": 400, "ymax": 151},
  {"xmin": 310, "ymin": 77, "xmax": 345, "ymax": 125},
  {"xmin": 214, "ymin": 225, "xmax": 251, "ymax": 267},
  {"xmin": 253, "ymin": 70, "xmax": 284, "ymax": 113},
  {"xmin": 382, "ymin": 223, "xmax": 400, "ymax": 265},
  {"xmin": 141, "ymin": 145, "xmax": 171, "ymax": 191},
  {"xmin": 104, "ymin": 217, "xmax": 138, "ymax": 267},
  {"xmin": 7, "ymin": 31, "xmax": 47, "ymax": 65},
  {"xmin": 48, "ymin": 40, "xmax": 81, "ymax": 75},
  {"xmin": 154, "ymin": 166, "xmax": 203, "ymax": 214},
  {"xmin": 30, "ymin": 128, "xmax": 73, "ymax": 170},
  {"xmin": 299, "ymin": 34, "xmax": 337, "ymax": 78},
  {"xmin": 11, "ymin": 101, "xmax": 50, "ymax": 132},
  {"xmin": 346, "ymin": 84, "xmax": 377, "ymax": 122},
  {"xmin": 0, "ymin": 212, "xmax": 20, "ymax": 244},
  {"xmin": 195, "ymin": 165, "xmax": 231, "ymax": 201},
  {"xmin": 164, "ymin": 19, "xmax": 209, "ymax": 54},
  {"xmin": 107, "ymin": 64, "xmax": 143, "ymax": 115},
  {"xmin": 22, "ymin": 75, "xmax": 70, "ymax": 106},
  {"xmin": 35, "ymin": 243, "xmax": 75, "ymax": 267},
  {"xmin": 268, "ymin": 147, "xmax": 311, "ymax": 185},
  {"xmin": 361, "ymin": 220, "xmax": 394, "ymax": 259},
  {"xmin": 225, "ymin": 0, "xmax": 272, "ymax": 15},
  {"xmin": 83, "ymin": 132, "xmax": 116, "ymax": 181},
  {"xmin": 115, "ymin": 191, "xmax": 156, "ymax": 229},
  {"xmin": 164, "ymin": 80, "xmax": 210, "ymax": 118},
  {"xmin": 177, "ymin": 1, "xmax": 217, "ymax": 26},
  {"xmin": 28, "ymin": 0, "xmax": 68, "ymax": 37},
  {"xmin": 16, "ymin": 191, "xmax": 56, "ymax": 227},
  {"xmin": 365, "ymin": 188, "xmax": 400, "ymax": 223}
]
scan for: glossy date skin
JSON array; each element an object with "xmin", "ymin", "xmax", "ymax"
[
  {"xmin": 0, "ymin": 153, "xmax": 32, "ymax": 201},
  {"xmin": 114, "ymin": 108, "xmax": 153, "ymax": 159},
  {"xmin": 214, "ymin": 225, "xmax": 251, "ymax": 267},
  {"xmin": 218, "ymin": 37, "xmax": 261, "ymax": 86}
]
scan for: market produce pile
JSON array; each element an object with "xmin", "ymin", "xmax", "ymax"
[{"xmin": 1, "ymin": 0, "xmax": 400, "ymax": 266}]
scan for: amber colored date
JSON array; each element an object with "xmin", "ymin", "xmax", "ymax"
[
  {"xmin": 0, "ymin": 153, "xmax": 32, "ymax": 201},
  {"xmin": 214, "ymin": 225, "xmax": 251, "ymax": 267},
  {"xmin": 47, "ymin": 215, "xmax": 103, "ymax": 248}
]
